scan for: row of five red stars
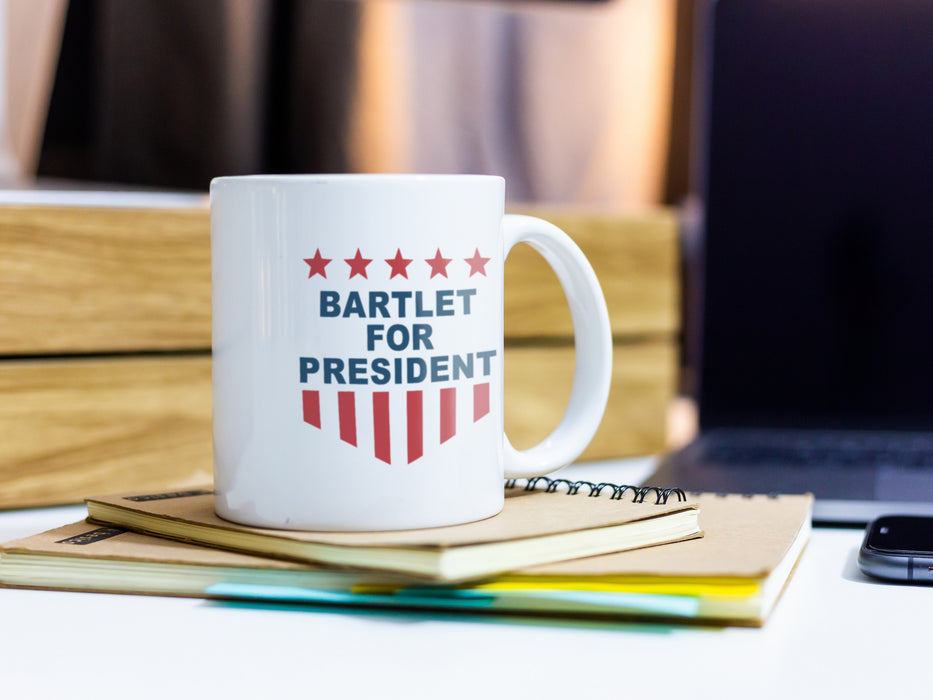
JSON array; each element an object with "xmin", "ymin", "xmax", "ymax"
[{"xmin": 304, "ymin": 248, "xmax": 491, "ymax": 280}]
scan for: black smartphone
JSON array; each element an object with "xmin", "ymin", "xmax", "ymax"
[{"xmin": 858, "ymin": 515, "xmax": 933, "ymax": 584}]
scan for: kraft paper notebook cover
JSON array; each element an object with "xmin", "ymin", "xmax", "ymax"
[
  {"xmin": 489, "ymin": 491, "xmax": 814, "ymax": 624},
  {"xmin": 83, "ymin": 482, "xmax": 701, "ymax": 582},
  {"xmin": 1, "ymin": 492, "xmax": 812, "ymax": 626}
]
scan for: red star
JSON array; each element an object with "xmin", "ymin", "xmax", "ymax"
[
  {"xmin": 304, "ymin": 249, "xmax": 332, "ymax": 278},
  {"xmin": 345, "ymin": 249, "xmax": 373, "ymax": 279},
  {"xmin": 385, "ymin": 249, "xmax": 413, "ymax": 279},
  {"xmin": 425, "ymin": 249, "xmax": 452, "ymax": 279},
  {"xmin": 465, "ymin": 248, "xmax": 491, "ymax": 277}
]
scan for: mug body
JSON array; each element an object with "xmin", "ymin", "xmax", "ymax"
[{"xmin": 211, "ymin": 175, "xmax": 506, "ymax": 530}]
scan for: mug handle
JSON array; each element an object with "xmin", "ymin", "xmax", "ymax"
[{"xmin": 501, "ymin": 214, "xmax": 613, "ymax": 478}]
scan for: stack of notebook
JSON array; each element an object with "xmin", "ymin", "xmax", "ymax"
[{"xmin": 0, "ymin": 478, "xmax": 813, "ymax": 627}]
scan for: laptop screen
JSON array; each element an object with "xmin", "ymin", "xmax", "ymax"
[{"xmin": 698, "ymin": 0, "xmax": 933, "ymax": 432}]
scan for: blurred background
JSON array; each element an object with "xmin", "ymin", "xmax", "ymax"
[{"xmin": 0, "ymin": 0, "xmax": 697, "ymax": 208}]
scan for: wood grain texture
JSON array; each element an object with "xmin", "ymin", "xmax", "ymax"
[
  {"xmin": 0, "ymin": 342, "xmax": 676, "ymax": 509},
  {"xmin": 0, "ymin": 204, "xmax": 679, "ymax": 507},
  {"xmin": 0, "ymin": 204, "xmax": 677, "ymax": 354},
  {"xmin": 506, "ymin": 207, "xmax": 680, "ymax": 338},
  {"xmin": 0, "ymin": 356, "xmax": 213, "ymax": 509},
  {"xmin": 504, "ymin": 340, "xmax": 678, "ymax": 461},
  {"xmin": 0, "ymin": 205, "xmax": 212, "ymax": 354}
]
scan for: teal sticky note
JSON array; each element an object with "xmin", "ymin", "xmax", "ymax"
[{"xmin": 206, "ymin": 583, "xmax": 495, "ymax": 609}]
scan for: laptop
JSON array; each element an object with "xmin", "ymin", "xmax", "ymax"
[{"xmin": 649, "ymin": 0, "xmax": 933, "ymax": 524}]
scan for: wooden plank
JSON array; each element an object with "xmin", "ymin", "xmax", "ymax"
[
  {"xmin": 0, "ymin": 205, "xmax": 212, "ymax": 354},
  {"xmin": 0, "ymin": 204, "xmax": 677, "ymax": 354},
  {"xmin": 506, "ymin": 207, "xmax": 680, "ymax": 338},
  {"xmin": 0, "ymin": 340, "xmax": 675, "ymax": 508},
  {"xmin": 504, "ymin": 341, "xmax": 678, "ymax": 461},
  {"xmin": 0, "ymin": 356, "xmax": 212, "ymax": 509}
]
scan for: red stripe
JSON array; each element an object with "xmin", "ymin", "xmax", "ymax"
[
  {"xmin": 338, "ymin": 392, "xmax": 357, "ymax": 446},
  {"xmin": 440, "ymin": 387, "xmax": 456, "ymax": 443},
  {"xmin": 373, "ymin": 392, "xmax": 391, "ymax": 464},
  {"xmin": 302, "ymin": 390, "xmax": 321, "ymax": 428},
  {"xmin": 474, "ymin": 383, "xmax": 490, "ymax": 422},
  {"xmin": 407, "ymin": 391, "xmax": 423, "ymax": 463}
]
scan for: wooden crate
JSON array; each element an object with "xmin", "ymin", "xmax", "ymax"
[
  {"xmin": 0, "ymin": 356, "xmax": 212, "ymax": 509},
  {"xmin": 0, "ymin": 202, "xmax": 679, "ymax": 508},
  {"xmin": 0, "ymin": 205, "xmax": 211, "ymax": 354},
  {"xmin": 0, "ymin": 203, "xmax": 213, "ymax": 509}
]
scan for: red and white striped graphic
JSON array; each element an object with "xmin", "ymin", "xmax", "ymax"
[{"xmin": 301, "ymin": 384, "xmax": 491, "ymax": 465}]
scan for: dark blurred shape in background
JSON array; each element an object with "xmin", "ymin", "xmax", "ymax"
[
  {"xmin": 37, "ymin": 0, "xmax": 360, "ymax": 190},
  {"xmin": 27, "ymin": 0, "xmax": 691, "ymax": 205}
]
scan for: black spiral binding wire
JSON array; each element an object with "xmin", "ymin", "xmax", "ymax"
[{"xmin": 504, "ymin": 476, "xmax": 687, "ymax": 505}]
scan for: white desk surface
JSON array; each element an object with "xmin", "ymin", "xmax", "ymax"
[{"xmin": 0, "ymin": 459, "xmax": 927, "ymax": 700}]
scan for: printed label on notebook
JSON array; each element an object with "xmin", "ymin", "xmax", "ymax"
[
  {"xmin": 55, "ymin": 527, "xmax": 126, "ymax": 545},
  {"xmin": 124, "ymin": 489, "xmax": 214, "ymax": 502}
]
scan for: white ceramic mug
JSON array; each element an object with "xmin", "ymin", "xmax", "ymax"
[{"xmin": 210, "ymin": 174, "xmax": 611, "ymax": 530}]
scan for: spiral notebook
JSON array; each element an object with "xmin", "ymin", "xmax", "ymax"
[
  {"xmin": 83, "ymin": 480, "xmax": 700, "ymax": 582},
  {"xmin": 0, "ymin": 489, "xmax": 812, "ymax": 626}
]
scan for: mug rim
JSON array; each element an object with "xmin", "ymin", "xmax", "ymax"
[{"xmin": 211, "ymin": 173, "xmax": 504, "ymax": 187}]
